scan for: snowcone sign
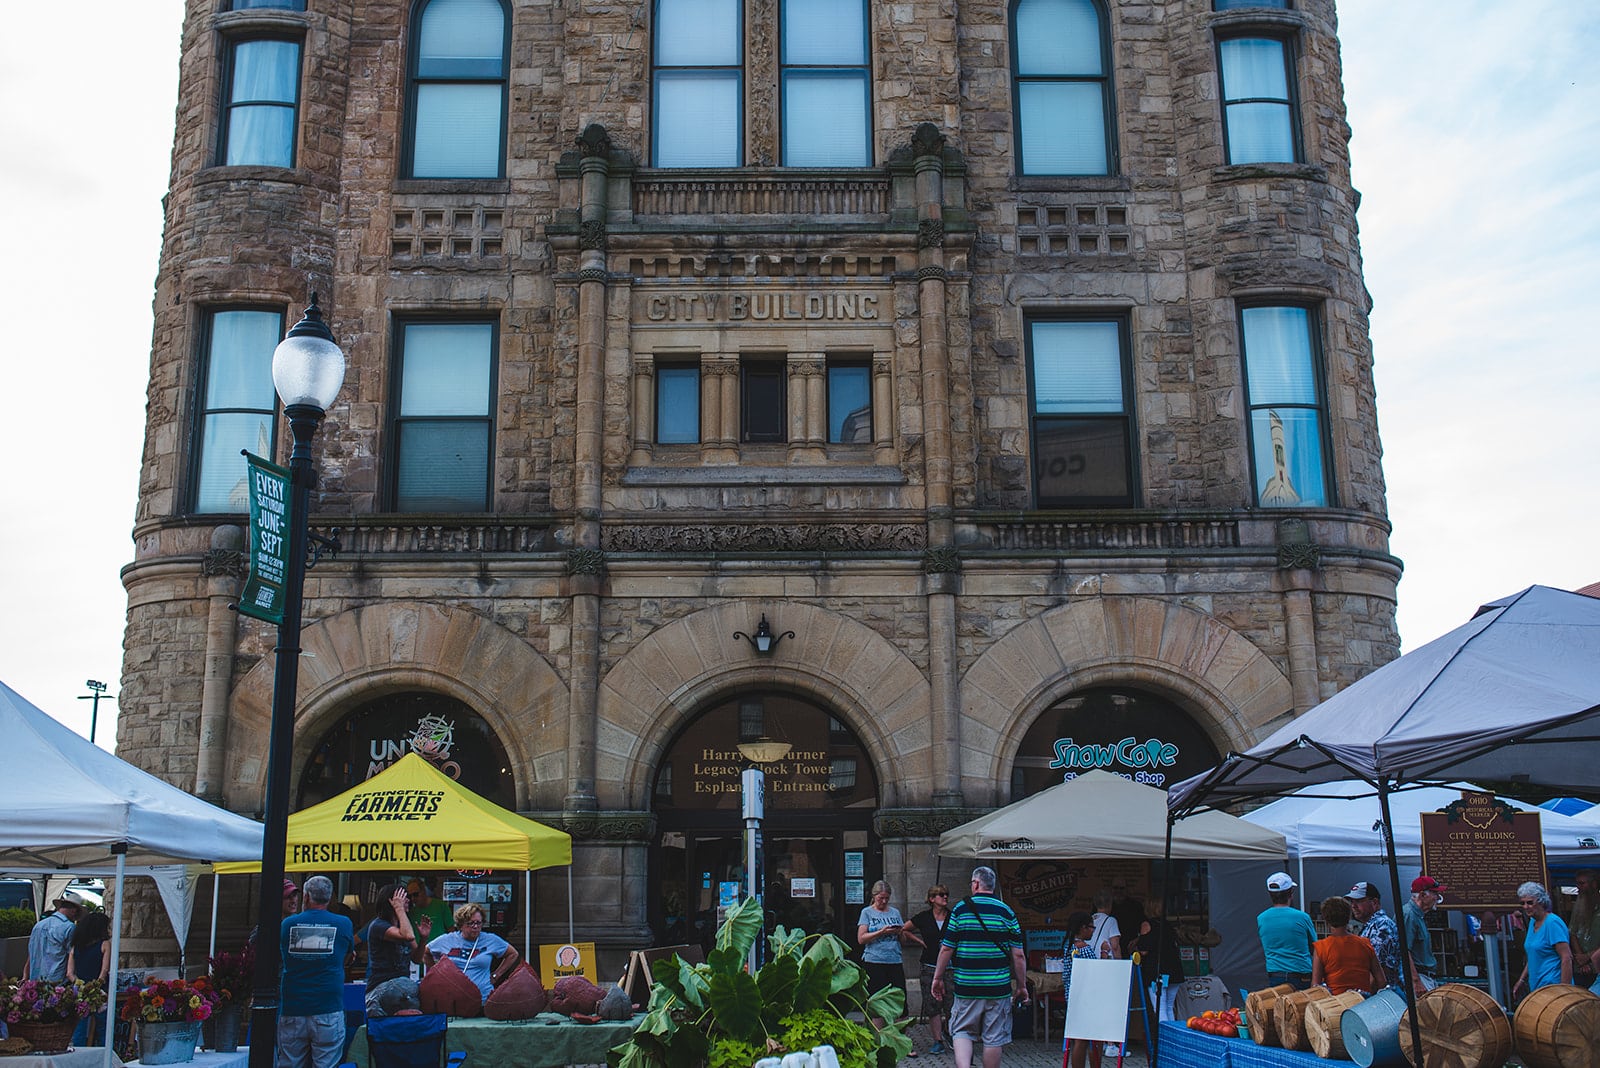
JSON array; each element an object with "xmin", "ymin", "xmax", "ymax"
[{"xmin": 1049, "ymin": 736, "xmax": 1179, "ymax": 786}]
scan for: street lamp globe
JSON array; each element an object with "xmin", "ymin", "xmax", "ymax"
[{"xmin": 272, "ymin": 294, "xmax": 346, "ymax": 410}]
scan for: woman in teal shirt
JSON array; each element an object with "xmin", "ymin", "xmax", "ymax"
[{"xmin": 1513, "ymin": 882, "xmax": 1572, "ymax": 997}]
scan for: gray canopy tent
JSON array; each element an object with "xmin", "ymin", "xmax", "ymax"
[{"xmin": 1167, "ymin": 585, "xmax": 1600, "ymax": 1062}]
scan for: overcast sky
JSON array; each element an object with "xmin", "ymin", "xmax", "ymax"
[{"xmin": 2, "ymin": 1, "xmax": 1596, "ymax": 748}]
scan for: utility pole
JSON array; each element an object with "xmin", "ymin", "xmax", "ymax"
[{"xmin": 79, "ymin": 679, "xmax": 114, "ymax": 745}]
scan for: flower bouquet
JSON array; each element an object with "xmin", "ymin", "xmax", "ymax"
[
  {"xmin": 120, "ymin": 976, "xmax": 218, "ymax": 1024},
  {"xmin": 207, "ymin": 946, "xmax": 254, "ymax": 1005},
  {"xmin": 0, "ymin": 977, "xmax": 108, "ymax": 1052}
]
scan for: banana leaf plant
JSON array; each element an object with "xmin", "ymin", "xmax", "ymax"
[{"xmin": 609, "ymin": 896, "xmax": 913, "ymax": 1068}]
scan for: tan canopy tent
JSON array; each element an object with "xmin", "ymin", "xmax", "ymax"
[
  {"xmin": 939, "ymin": 769, "xmax": 1287, "ymax": 860},
  {"xmin": 217, "ymin": 752, "xmax": 573, "ymax": 946}
]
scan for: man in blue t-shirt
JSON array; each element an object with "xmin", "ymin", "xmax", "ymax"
[
  {"xmin": 279, "ymin": 875, "xmax": 354, "ymax": 1068},
  {"xmin": 1256, "ymin": 872, "xmax": 1316, "ymax": 990}
]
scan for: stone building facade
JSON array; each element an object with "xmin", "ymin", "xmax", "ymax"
[{"xmin": 121, "ymin": 0, "xmax": 1398, "ymax": 965}]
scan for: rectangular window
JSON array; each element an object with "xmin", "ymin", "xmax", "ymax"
[
  {"xmin": 1012, "ymin": 0, "xmax": 1112, "ymax": 175},
  {"xmin": 391, "ymin": 321, "xmax": 496, "ymax": 512},
  {"xmin": 1219, "ymin": 36, "xmax": 1298, "ymax": 164},
  {"xmin": 230, "ymin": 0, "xmax": 305, "ymax": 9},
  {"xmin": 1213, "ymin": 0, "xmax": 1288, "ymax": 9},
  {"xmin": 1028, "ymin": 318, "xmax": 1136, "ymax": 507},
  {"xmin": 1241, "ymin": 306, "xmax": 1329, "ymax": 507},
  {"xmin": 656, "ymin": 364, "xmax": 701, "ymax": 444},
  {"xmin": 193, "ymin": 309, "xmax": 283, "ymax": 513},
  {"xmin": 741, "ymin": 360, "xmax": 787, "ymax": 442},
  {"xmin": 780, "ymin": 0, "xmax": 871, "ymax": 166},
  {"xmin": 221, "ymin": 38, "xmax": 301, "ymax": 167},
  {"xmin": 408, "ymin": 0, "xmax": 508, "ymax": 179},
  {"xmin": 826, "ymin": 361, "xmax": 871, "ymax": 443},
  {"xmin": 654, "ymin": 0, "xmax": 742, "ymax": 166}
]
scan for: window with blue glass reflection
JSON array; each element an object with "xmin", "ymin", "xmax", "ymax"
[
  {"xmin": 193, "ymin": 310, "xmax": 282, "ymax": 513},
  {"xmin": 653, "ymin": 0, "xmax": 743, "ymax": 167},
  {"xmin": 408, "ymin": 0, "xmax": 509, "ymax": 178},
  {"xmin": 221, "ymin": 38, "xmax": 301, "ymax": 167},
  {"xmin": 781, "ymin": 0, "xmax": 870, "ymax": 166},
  {"xmin": 229, "ymin": 0, "xmax": 305, "ymax": 9},
  {"xmin": 657, "ymin": 365, "xmax": 701, "ymax": 444},
  {"xmin": 1240, "ymin": 306, "xmax": 1328, "ymax": 507},
  {"xmin": 392, "ymin": 321, "xmax": 497, "ymax": 511},
  {"xmin": 1218, "ymin": 36, "xmax": 1297, "ymax": 164},
  {"xmin": 1011, "ymin": 0, "xmax": 1112, "ymax": 175},
  {"xmin": 1028, "ymin": 318, "xmax": 1135, "ymax": 506},
  {"xmin": 827, "ymin": 363, "xmax": 871, "ymax": 443}
]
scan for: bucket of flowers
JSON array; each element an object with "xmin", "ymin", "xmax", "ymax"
[
  {"xmin": 0, "ymin": 977, "xmax": 108, "ymax": 1053},
  {"xmin": 120, "ymin": 976, "xmax": 218, "ymax": 1065},
  {"xmin": 205, "ymin": 945, "xmax": 253, "ymax": 1052}
]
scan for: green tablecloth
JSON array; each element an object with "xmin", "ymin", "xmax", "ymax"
[{"xmin": 348, "ymin": 1013, "xmax": 647, "ymax": 1067}]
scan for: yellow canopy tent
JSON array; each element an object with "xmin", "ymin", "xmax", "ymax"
[{"xmin": 217, "ymin": 752, "xmax": 573, "ymax": 946}]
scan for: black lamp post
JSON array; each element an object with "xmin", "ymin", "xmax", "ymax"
[
  {"xmin": 248, "ymin": 295, "xmax": 346, "ymax": 1068},
  {"xmin": 78, "ymin": 679, "xmax": 113, "ymax": 745}
]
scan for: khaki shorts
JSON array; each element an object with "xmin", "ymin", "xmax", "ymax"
[{"xmin": 948, "ymin": 996, "xmax": 1014, "ymax": 1047}]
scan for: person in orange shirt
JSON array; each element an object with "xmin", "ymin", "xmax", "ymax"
[{"xmin": 1312, "ymin": 896, "xmax": 1387, "ymax": 995}]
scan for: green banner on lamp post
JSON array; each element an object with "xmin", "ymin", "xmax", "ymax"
[{"xmin": 239, "ymin": 451, "xmax": 293, "ymax": 625}]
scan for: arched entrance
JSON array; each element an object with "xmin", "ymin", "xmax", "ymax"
[{"xmin": 650, "ymin": 691, "xmax": 880, "ymax": 952}]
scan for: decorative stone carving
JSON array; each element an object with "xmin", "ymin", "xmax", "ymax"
[
  {"xmin": 566, "ymin": 548, "xmax": 605, "ymax": 575},
  {"xmin": 604, "ymin": 523, "xmax": 926, "ymax": 553},
  {"xmin": 201, "ymin": 549, "xmax": 248, "ymax": 578},
  {"xmin": 577, "ymin": 266, "xmax": 608, "ymax": 284},
  {"xmin": 918, "ymin": 219, "xmax": 945, "ymax": 249},
  {"xmin": 575, "ymin": 123, "xmax": 613, "ymax": 159},
  {"xmin": 917, "ymin": 264, "xmax": 948, "ymax": 281},
  {"xmin": 552, "ymin": 811, "xmax": 654, "ymax": 842},
  {"xmin": 1276, "ymin": 517, "xmax": 1322, "ymax": 570},
  {"xmin": 578, "ymin": 219, "xmax": 607, "ymax": 251},
  {"xmin": 910, "ymin": 123, "xmax": 947, "ymax": 160},
  {"xmin": 875, "ymin": 808, "xmax": 983, "ymax": 839},
  {"xmin": 922, "ymin": 546, "xmax": 962, "ymax": 574}
]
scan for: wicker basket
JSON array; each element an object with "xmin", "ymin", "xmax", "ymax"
[{"xmin": 10, "ymin": 1018, "xmax": 77, "ymax": 1053}]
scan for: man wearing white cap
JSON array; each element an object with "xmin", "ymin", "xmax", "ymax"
[
  {"xmin": 1345, "ymin": 881, "xmax": 1398, "ymax": 989},
  {"xmin": 1257, "ymin": 872, "xmax": 1316, "ymax": 990},
  {"xmin": 23, "ymin": 890, "xmax": 88, "ymax": 981}
]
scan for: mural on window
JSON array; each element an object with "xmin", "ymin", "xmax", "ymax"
[
  {"xmin": 1010, "ymin": 687, "xmax": 1221, "ymax": 799},
  {"xmin": 297, "ymin": 692, "xmax": 516, "ymax": 810},
  {"xmin": 653, "ymin": 692, "xmax": 877, "ymax": 811}
]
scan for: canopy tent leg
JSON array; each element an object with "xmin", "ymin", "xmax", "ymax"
[
  {"xmin": 209, "ymin": 873, "xmax": 220, "ymax": 960},
  {"xmin": 105, "ymin": 847, "xmax": 125, "ymax": 1068},
  {"xmin": 1378, "ymin": 780, "xmax": 1426, "ymax": 1065},
  {"xmin": 1152, "ymin": 813, "xmax": 1176, "ymax": 1062},
  {"xmin": 525, "ymin": 869, "xmax": 531, "ymax": 965},
  {"xmin": 568, "ymin": 865, "xmax": 575, "ymax": 943}
]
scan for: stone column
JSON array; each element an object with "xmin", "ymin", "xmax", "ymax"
[
  {"xmin": 910, "ymin": 124, "xmax": 963, "ymax": 808},
  {"xmin": 630, "ymin": 355, "xmax": 654, "ymax": 466},
  {"xmin": 566, "ymin": 125, "xmax": 612, "ymax": 814},
  {"xmin": 194, "ymin": 527, "xmax": 246, "ymax": 802},
  {"xmin": 703, "ymin": 357, "xmax": 739, "ymax": 463},
  {"xmin": 789, "ymin": 354, "xmax": 826, "ymax": 462},
  {"xmin": 1277, "ymin": 519, "xmax": 1323, "ymax": 713},
  {"xmin": 872, "ymin": 351, "xmax": 894, "ymax": 465}
]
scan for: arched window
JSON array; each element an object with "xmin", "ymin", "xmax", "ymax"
[
  {"xmin": 1011, "ymin": 0, "xmax": 1113, "ymax": 175},
  {"xmin": 406, "ymin": 0, "xmax": 509, "ymax": 179}
]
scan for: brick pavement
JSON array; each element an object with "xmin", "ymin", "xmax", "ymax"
[{"xmin": 901, "ymin": 1029, "xmax": 1151, "ymax": 1068}]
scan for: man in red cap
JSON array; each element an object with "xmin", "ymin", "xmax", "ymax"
[{"xmin": 1403, "ymin": 875, "xmax": 1446, "ymax": 995}]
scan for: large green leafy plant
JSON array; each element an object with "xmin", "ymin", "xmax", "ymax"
[{"xmin": 610, "ymin": 897, "xmax": 912, "ymax": 1068}]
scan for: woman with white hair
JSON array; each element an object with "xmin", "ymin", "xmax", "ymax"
[
  {"xmin": 857, "ymin": 880, "xmax": 908, "ymax": 1042},
  {"xmin": 1512, "ymin": 881, "xmax": 1573, "ymax": 998}
]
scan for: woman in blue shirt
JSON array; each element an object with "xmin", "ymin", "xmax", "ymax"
[{"xmin": 1513, "ymin": 882, "xmax": 1572, "ymax": 997}]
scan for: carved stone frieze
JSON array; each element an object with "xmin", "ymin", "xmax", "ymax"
[
  {"xmin": 604, "ymin": 523, "xmax": 926, "ymax": 554},
  {"xmin": 578, "ymin": 219, "xmax": 607, "ymax": 251},
  {"xmin": 566, "ymin": 548, "xmax": 606, "ymax": 575},
  {"xmin": 918, "ymin": 219, "xmax": 946, "ymax": 249},
  {"xmin": 535, "ymin": 810, "xmax": 655, "ymax": 842},
  {"xmin": 201, "ymin": 549, "xmax": 248, "ymax": 578},
  {"xmin": 875, "ymin": 808, "xmax": 985, "ymax": 839},
  {"xmin": 922, "ymin": 546, "xmax": 962, "ymax": 574}
]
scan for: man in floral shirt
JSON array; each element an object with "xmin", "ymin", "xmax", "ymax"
[{"xmin": 1346, "ymin": 882, "xmax": 1399, "ymax": 989}]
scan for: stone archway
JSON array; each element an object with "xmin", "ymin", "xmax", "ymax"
[
  {"xmin": 597, "ymin": 601, "xmax": 933, "ymax": 809},
  {"xmin": 226, "ymin": 601, "xmax": 568, "ymax": 811},
  {"xmin": 960, "ymin": 597, "xmax": 1293, "ymax": 805}
]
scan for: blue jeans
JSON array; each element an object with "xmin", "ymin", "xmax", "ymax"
[
  {"xmin": 1267, "ymin": 971, "xmax": 1312, "ymax": 991},
  {"xmin": 276, "ymin": 1011, "xmax": 345, "ymax": 1068},
  {"xmin": 72, "ymin": 1009, "xmax": 107, "ymax": 1047}
]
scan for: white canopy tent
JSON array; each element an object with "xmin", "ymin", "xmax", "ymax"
[
  {"xmin": 0, "ymin": 681, "xmax": 264, "ymax": 1068},
  {"xmin": 940, "ymin": 769, "xmax": 1287, "ymax": 860}
]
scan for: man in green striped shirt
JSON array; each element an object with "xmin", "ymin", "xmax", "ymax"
[{"xmin": 929, "ymin": 867, "xmax": 1027, "ymax": 1068}]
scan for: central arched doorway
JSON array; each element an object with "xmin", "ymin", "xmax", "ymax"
[{"xmin": 650, "ymin": 691, "xmax": 880, "ymax": 952}]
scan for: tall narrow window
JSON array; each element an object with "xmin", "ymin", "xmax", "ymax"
[
  {"xmin": 193, "ymin": 309, "xmax": 282, "ymax": 513},
  {"xmin": 742, "ymin": 360, "xmax": 787, "ymax": 443},
  {"xmin": 1241, "ymin": 306, "xmax": 1328, "ymax": 507},
  {"xmin": 1218, "ymin": 36, "xmax": 1298, "ymax": 164},
  {"xmin": 1028, "ymin": 318, "xmax": 1135, "ymax": 507},
  {"xmin": 1011, "ymin": 0, "xmax": 1112, "ymax": 175},
  {"xmin": 781, "ymin": 0, "xmax": 871, "ymax": 166},
  {"xmin": 654, "ymin": 0, "xmax": 742, "ymax": 167},
  {"xmin": 221, "ymin": 38, "xmax": 301, "ymax": 167},
  {"xmin": 656, "ymin": 364, "xmax": 701, "ymax": 444},
  {"xmin": 408, "ymin": 0, "xmax": 509, "ymax": 179},
  {"xmin": 826, "ymin": 361, "xmax": 871, "ymax": 443},
  {"xmin": 391, "ymin": 321, "xmax": 497, "ymax": 512}
]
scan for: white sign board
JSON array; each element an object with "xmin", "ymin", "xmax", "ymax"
[{"xmin": 1063, "ymin": 957, "xmax": 1134, "ymax": 1043}]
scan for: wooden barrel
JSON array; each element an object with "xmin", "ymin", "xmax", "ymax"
[
  {"xmin": 1275, "ymin": 986, "xmax": 1334, "ymax": 1051},
  {"xmin": 1306, "ymin": 990, "xmax": 1366, "ymax": 1059},
  {"xmin": 1245, "ymin": 984, "xmax": 1296, "ymax": 1046},
  {"xmin": 1397, "ymin": 983, "xmax": 1512, "ymax": 1068},
  {"xmin": 1512, "ymin": 983, "xmax": 1600, "ymax": 1068}
]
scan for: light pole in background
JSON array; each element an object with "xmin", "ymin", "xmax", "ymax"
[
  {"xmin": 247, "ymin": 295, "xmax": 346, "ymax": 1068},
  {"xmin": 78, "ymin": 679, "xmax": 114, "ymax": 744}
]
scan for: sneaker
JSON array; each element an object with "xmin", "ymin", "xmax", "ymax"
[
  {"xmin": 1104, "ymin": 1045, "xmax": 1121, "ymax": 1059},
  {"xmin": 928, "ymin": 1043, "xmax": 946, "ymax": 1055}
]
